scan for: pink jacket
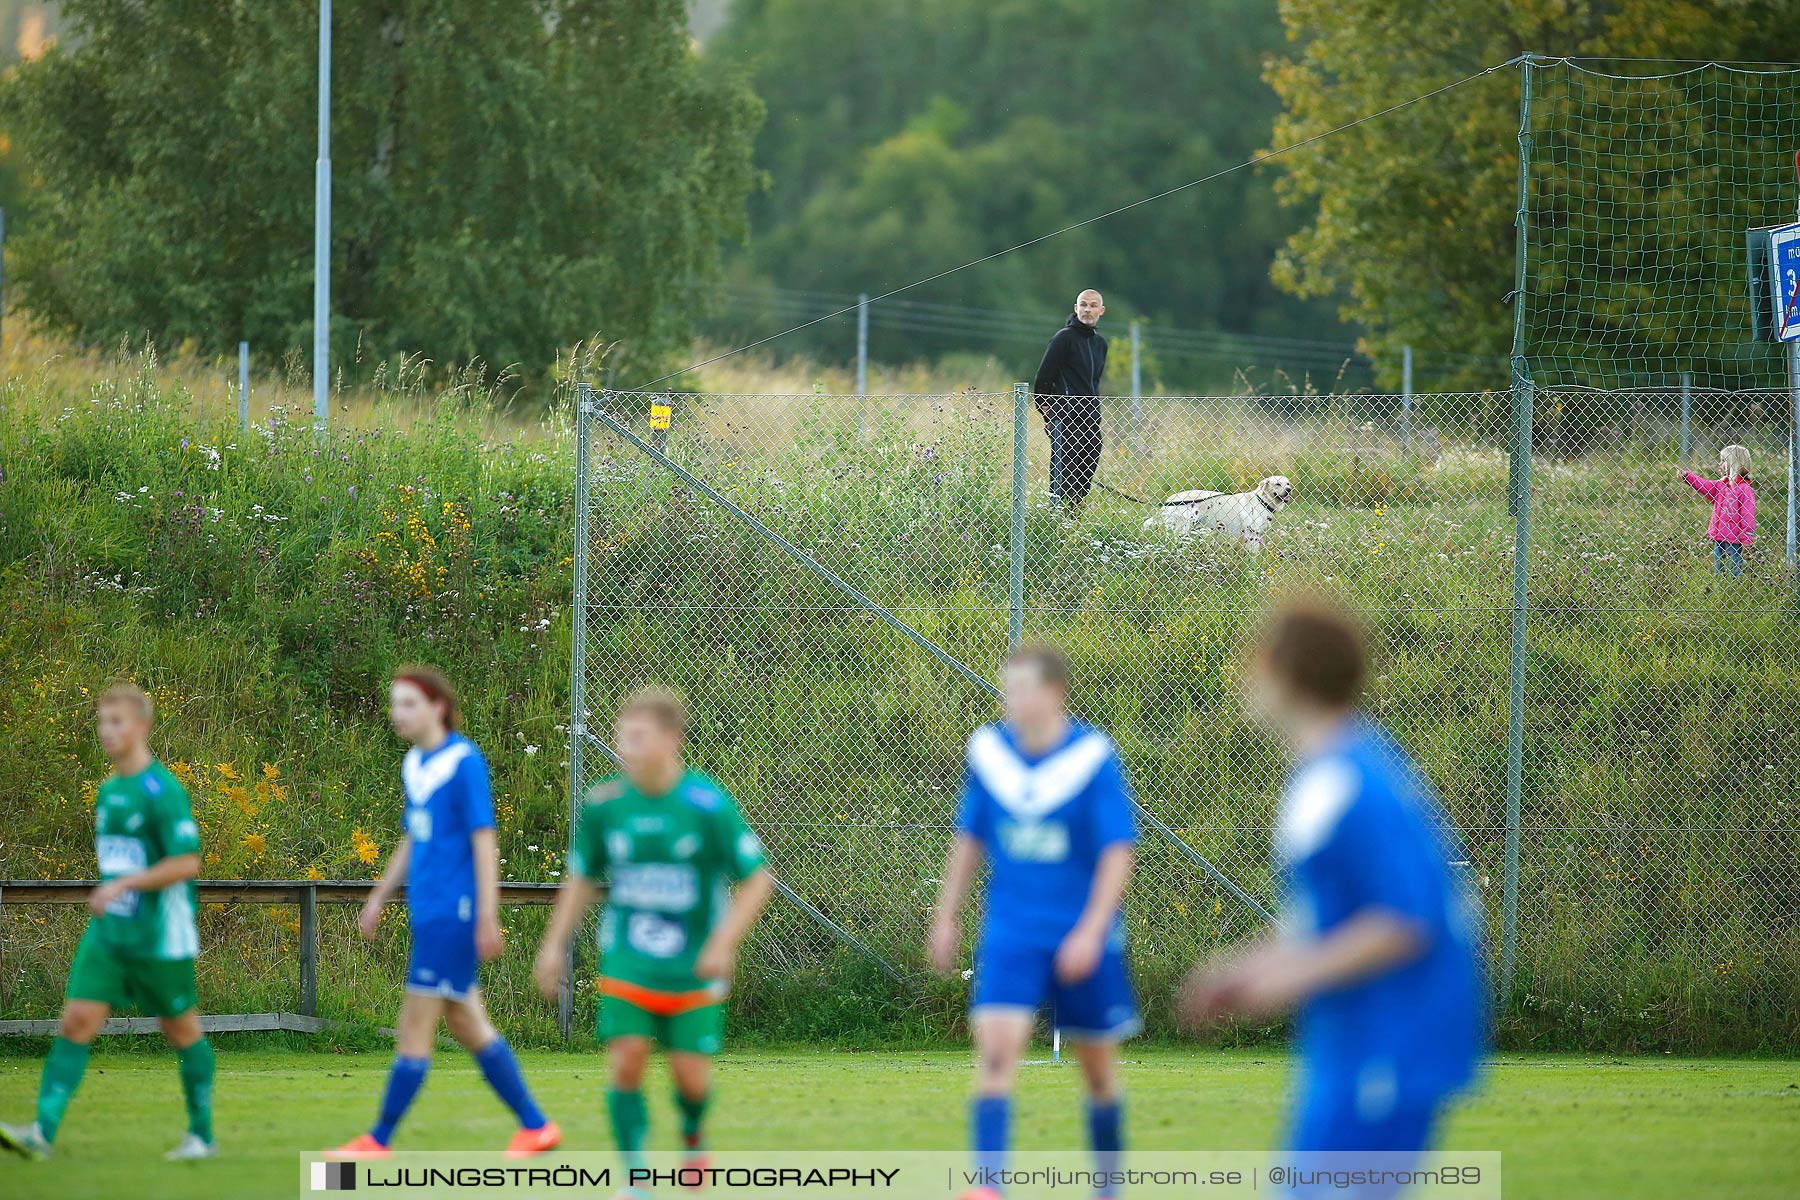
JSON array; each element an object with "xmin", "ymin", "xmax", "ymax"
[{"xmin": 1683, "ymin": 472, "xmax": 1755, "ymax": 545}]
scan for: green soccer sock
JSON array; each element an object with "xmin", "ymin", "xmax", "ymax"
[
  {"xmin": 606, "ymin": 1088, "xmax": 648, "ymax": 1172},
  {"xmin": 676, "ymin": 1088, "xmax": 710, "ymax": 1150},
  {"xmin": 177, "ymin": 1037, "xmax": 216, "ymax": 1143},
  {"xmin": 36, "ymin": 1037, "xmax": 91, "ymax": 1144}
]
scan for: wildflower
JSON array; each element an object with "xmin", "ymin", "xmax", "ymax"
[
  {"xmin": 351, "ymin": 827, "xmax": 380, "ymax": 866},
  {"xmin": 243, "ymin": 833, "xmax": 267, "ymax": 856}
]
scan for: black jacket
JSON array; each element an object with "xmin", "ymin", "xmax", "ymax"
[{"xmin": 1032, "ymin": 314, "xmax": 1107, "ymax": 417}]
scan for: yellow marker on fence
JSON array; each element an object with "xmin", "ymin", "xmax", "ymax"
[{"xmin": 649, "ymin": 403, "xmax": 672, "ymax": 431}]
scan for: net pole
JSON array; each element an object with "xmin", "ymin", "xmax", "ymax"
[{"xmin": 1500, "ymin": 59, "xmax": 1536, "ymax": 1002}]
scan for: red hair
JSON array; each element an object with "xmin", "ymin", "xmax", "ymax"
[{"xmin": 393, "ymin": 666, "xmax": 460, "ymax": 730}]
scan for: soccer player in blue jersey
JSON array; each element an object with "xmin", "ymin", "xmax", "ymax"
[
  {"xmin": 930, "ymin": 644, "xmax": 1138, "ymax": 1200},
  {"xmin": 327, "ymin": 667, "xmax": 560, "ymax": 1160},
  {"xmin": 1182, "ymin": 603, "xmax": 1484, "ymax": 1194}
]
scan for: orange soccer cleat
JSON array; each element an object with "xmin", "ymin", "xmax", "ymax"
[
  {"xmin": 957, "ymin": 1189, "xmax": 1003, "ymax": 1200},
  {"xmin": 324, "ymin": 1133, "xmax": 392, "ymax": 1160},
  {"xmin": 680, "ymin": 1149, "xmax": 712, "ymax": 1191},
  {"xmin": 503, "ymin": 1120, "xmax": 563, "ymax": 1159}
]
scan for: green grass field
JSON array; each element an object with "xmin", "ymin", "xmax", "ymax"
[{"xmin": 0, "ymin": 1044, "xmax": 1795, "ymax": 1199}]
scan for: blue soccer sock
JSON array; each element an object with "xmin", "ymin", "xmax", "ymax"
[
  {"xmin": 1087, "ymin": 1097, "xmax": 1124, "ymax": 1193},
  {"xmin": 371, "ymin": 1056, "xmax": 430, "ymax": 1146},
  {"xmin": 474, "ymin": 1038, "xmax": 547, "ymax": 1130},
  {"xmin": 973, "ymin": 1095, "xmax": 1011, "ymax": 1184}
]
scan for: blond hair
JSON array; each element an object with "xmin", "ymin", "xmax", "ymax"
[
  {"xmin": 619, "ymin": 686, "xmax": 687, "ymax": 736},
  {"xmin": 97, "ymin": 681, "xmax": 154, "ymax": 724},
  {"xmin": 1720, "ymin": 445, "xmax": 1751, "ymax": 483}
]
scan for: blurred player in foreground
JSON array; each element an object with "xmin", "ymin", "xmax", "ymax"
[
  {"xmin": 1182, "ymin": 602, "xmax": 1484, "ymax": 1194},
  {"xmin": 536, "ymin": 688, "xmax": 773, "ymax": 1200},
  {"xmin": 930, "ymin": 645, "xmax": 1139, "ymax": 1200},
  {"xmin": 0, "ymin": 683, "xmax": 215, "ymax": 1163},
  {"xmin": 328, "ymin": 667, "xmax": 559, "ymax": 1159}
]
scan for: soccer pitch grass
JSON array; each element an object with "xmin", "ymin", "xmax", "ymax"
[{"xmin": 0, "ymin": 1045, "xmax": 1794, "ymax": 1199}]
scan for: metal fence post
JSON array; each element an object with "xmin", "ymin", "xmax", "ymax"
[
  {"xmin": 1129, "ymin": 321, "xmax": 1143, "ymax": 440},
  {"xmin": 1679, "ymin": 371, "xmax": 1691, "ymax": 460},
  {"xmin": 298, "ymin": 882, "xmax": 318, "ymax": 1017},
  {"xmin": 1010, "ymin": 382, "xmax": 1028, "ymax": 648},
  {"xmin": 856, "ymin": 294, "xmax": 869, "ymax": 398},
  {"xmin": 562, "ymin": 383, "xmax": 595, "ymax": 1042},
  {"xmin": 1401, "ymin": 345, "xmax": 1414, "ymax": 450},
  {"xmin": 238, "ymin": 341, "xmax": 250, "ymax": 432},
  {"xmin": 1788, "ymin": 342, "xmax": 1799, "ymax": 567}
]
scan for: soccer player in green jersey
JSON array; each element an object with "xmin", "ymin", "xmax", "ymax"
[
  {"xmin": 0, "ymin": 683, "xmax": 217, "ymax": 1163},
  {"xmin": 535, "ymin": 687, "xmax": 773, "ymax": 1199}
]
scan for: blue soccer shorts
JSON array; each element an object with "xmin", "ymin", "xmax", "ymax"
[
  {"xmin": 970, "ymin": 936, "xmax": 1141, "ymax": 1041},
  {"xmin": 1283, "ymin": 1088, "xmax": 1447, "ymax": 1200},
  {"xmin": 406, "ymin": 915, "xmax": 480, "ymax": 1001}
]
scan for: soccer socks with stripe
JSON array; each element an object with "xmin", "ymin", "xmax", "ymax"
[
  {"xmin": 474, "ymin": 1038, "xmax": 547, "ymax": 1130},
  {"xmin": 972, "ymin": 1094, "xmax": 1011, "ymax": 1180},
  {"xmin": 606, "ymin": 1088, "xmax": 648, "ymax": 1172},
  {"xmin": 371, "ymin": 1056, "xmax": 430, "ymax": 1146},
  {"xmin": 35, "ymin": 1036, "xmax": 91, "ymax": 1144},
  {"xmin": 176, "ymin": 1038, "xmax": 216, "ymax": 1143},
  {"xmin": 676, "ymin": 1088, "xmax": 710, "ymax": 1151},
  {"xmin": 1087, "ymin": 1098, "xmax": 1124, "ymax": 1191}
]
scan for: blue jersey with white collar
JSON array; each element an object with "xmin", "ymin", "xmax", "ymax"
[
  {"xmin": 955, "ymin": 719, "xmax": 1137, "ymax": 947},
  {"xmin": 1278, "ymin": 720, "xmax": 1484, "ymax": 1111},
  {"xmin": 401, "ymin": 732, "xmax": 497, "ymax": 925}
]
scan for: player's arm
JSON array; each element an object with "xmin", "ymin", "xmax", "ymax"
[
  {"xmin": 463, "ymin": 756, "xmax": 504, "ymax": 960},
  {"xmin": 87, "ymin": 852, "xmax": 200, "ymax": 915},
  {"xmin": 694, "ymin": 867, "xmax": 774, "ymax": 982},
  {"xmin": 535, "ymin": 797, "xmax": 604, "ymax": 1000},
  {"xmin": 533, "ymin": 873, "xmax": 599, "ymax": 1000},
  {"xmin": 357, "ymin": 835, "xmax": 413, "ymax": 940},
  {"xmin": 1183, "ymin": 912, "xmax": 1425, "ymax": 1024},
  {"xmin": 928, "ymin": 833, "xmax": 983, "ymax": 975},
  {"xmin": 91, "ymin": 784, "xmax": 203, "ymax": 914},
  {"xmin": 1054, "ymin": 842, "xmax": 1133, "ymax": 983},
  {"xmin": 472, "ymin": 827, "xmax": 504, "ymax": 961}
]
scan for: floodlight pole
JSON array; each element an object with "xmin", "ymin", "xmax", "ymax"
[{"xmin": 312, "ymin": 0, "xmax": 332, "ymax": 432}]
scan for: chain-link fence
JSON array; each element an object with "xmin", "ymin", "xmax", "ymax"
[{"xmin": 570, "ymin": 381, "xmax": 1800, "ymax": 1048}]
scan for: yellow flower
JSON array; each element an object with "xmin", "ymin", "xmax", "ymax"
[
  {"xmin": 351, "ymin": 827, "xmax": 380, "ymax": 866},
  {"xmin": 214, "ymin": 762, "xmax": 241, "ymax": 782},
  {"xmin": 243, "ymin": 832, "xmax": 267, "ymax": 856},
  {"xmin": 303, "ymin": 865, "xmax": 326, "ymax": 881},
  {"xmin": 262, "ymin": 763, "xmax": 280, "ymax": 780}
]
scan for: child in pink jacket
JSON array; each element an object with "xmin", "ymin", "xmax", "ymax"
[{"xmin": 1683, "ymin": 444, "xmax": 1755, "ymax": 576}]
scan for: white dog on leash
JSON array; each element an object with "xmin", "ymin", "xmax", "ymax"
[{"xmin": 1144, "ymin": 476, "xmax": 1293, "ymax": 551}]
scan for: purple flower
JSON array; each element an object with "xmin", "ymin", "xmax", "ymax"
[{"xmin": 348, "ymin": 485, "xmax": 357, "ymax": 496}]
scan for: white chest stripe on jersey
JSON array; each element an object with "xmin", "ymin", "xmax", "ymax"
[
  {"xmin": 403, "ymin": 741, "xmax": 474, "ymax": 806},
  {"xmin": 1275, "ymin": 759, "xmax": 1358, "ymax": 864},
  {"xmin": 967, "ymin": 726, "xmax": 1114, "ymax": 821}
]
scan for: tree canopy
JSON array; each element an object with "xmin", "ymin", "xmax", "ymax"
[
  {"xmin": 711, "ymin": 0, "xmax": 1337, "ymax": 358},
  {"xmin": 4, "ymin": 0, "xmax": 762, "ymax": 386}
]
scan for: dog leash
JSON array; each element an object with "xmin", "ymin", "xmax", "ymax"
[{"xmin": 1093, "ymin": 478, "xmax": 1154, "ymax": 506}]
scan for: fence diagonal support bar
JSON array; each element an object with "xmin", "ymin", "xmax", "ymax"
[
  {"xmin": 578, "ymin": 727, "xmax": 907, "ymax": 985},
  {"xmin": 587, "ymin": 392, "xmax": 996, "ymax": 697},
  {"xmin": 587, "ymin": 389, "xmax": 1275, "ymax": 930}
]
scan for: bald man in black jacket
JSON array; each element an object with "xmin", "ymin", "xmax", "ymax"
[{"xmin": 1032, "ymin": 289, "xmax": 1108, "ymax": 510}]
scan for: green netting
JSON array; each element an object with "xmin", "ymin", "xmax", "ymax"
[{"xmin": 1517, "ymin": 57, "xmax": 1800, "ymax": 391}]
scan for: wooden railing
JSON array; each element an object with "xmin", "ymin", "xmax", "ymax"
[{"xmin": 0, "ymin": 879, "xmax": 563, "ymax": 1037}]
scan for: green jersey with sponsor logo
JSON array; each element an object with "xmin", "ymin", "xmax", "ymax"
[
  {"xmin": 568, "ymin": 767, "xmax": 766, "ymax": 992},
  {"xmin": 92, "ymin": 761, "xmax": 202, "ymax": 961}
]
